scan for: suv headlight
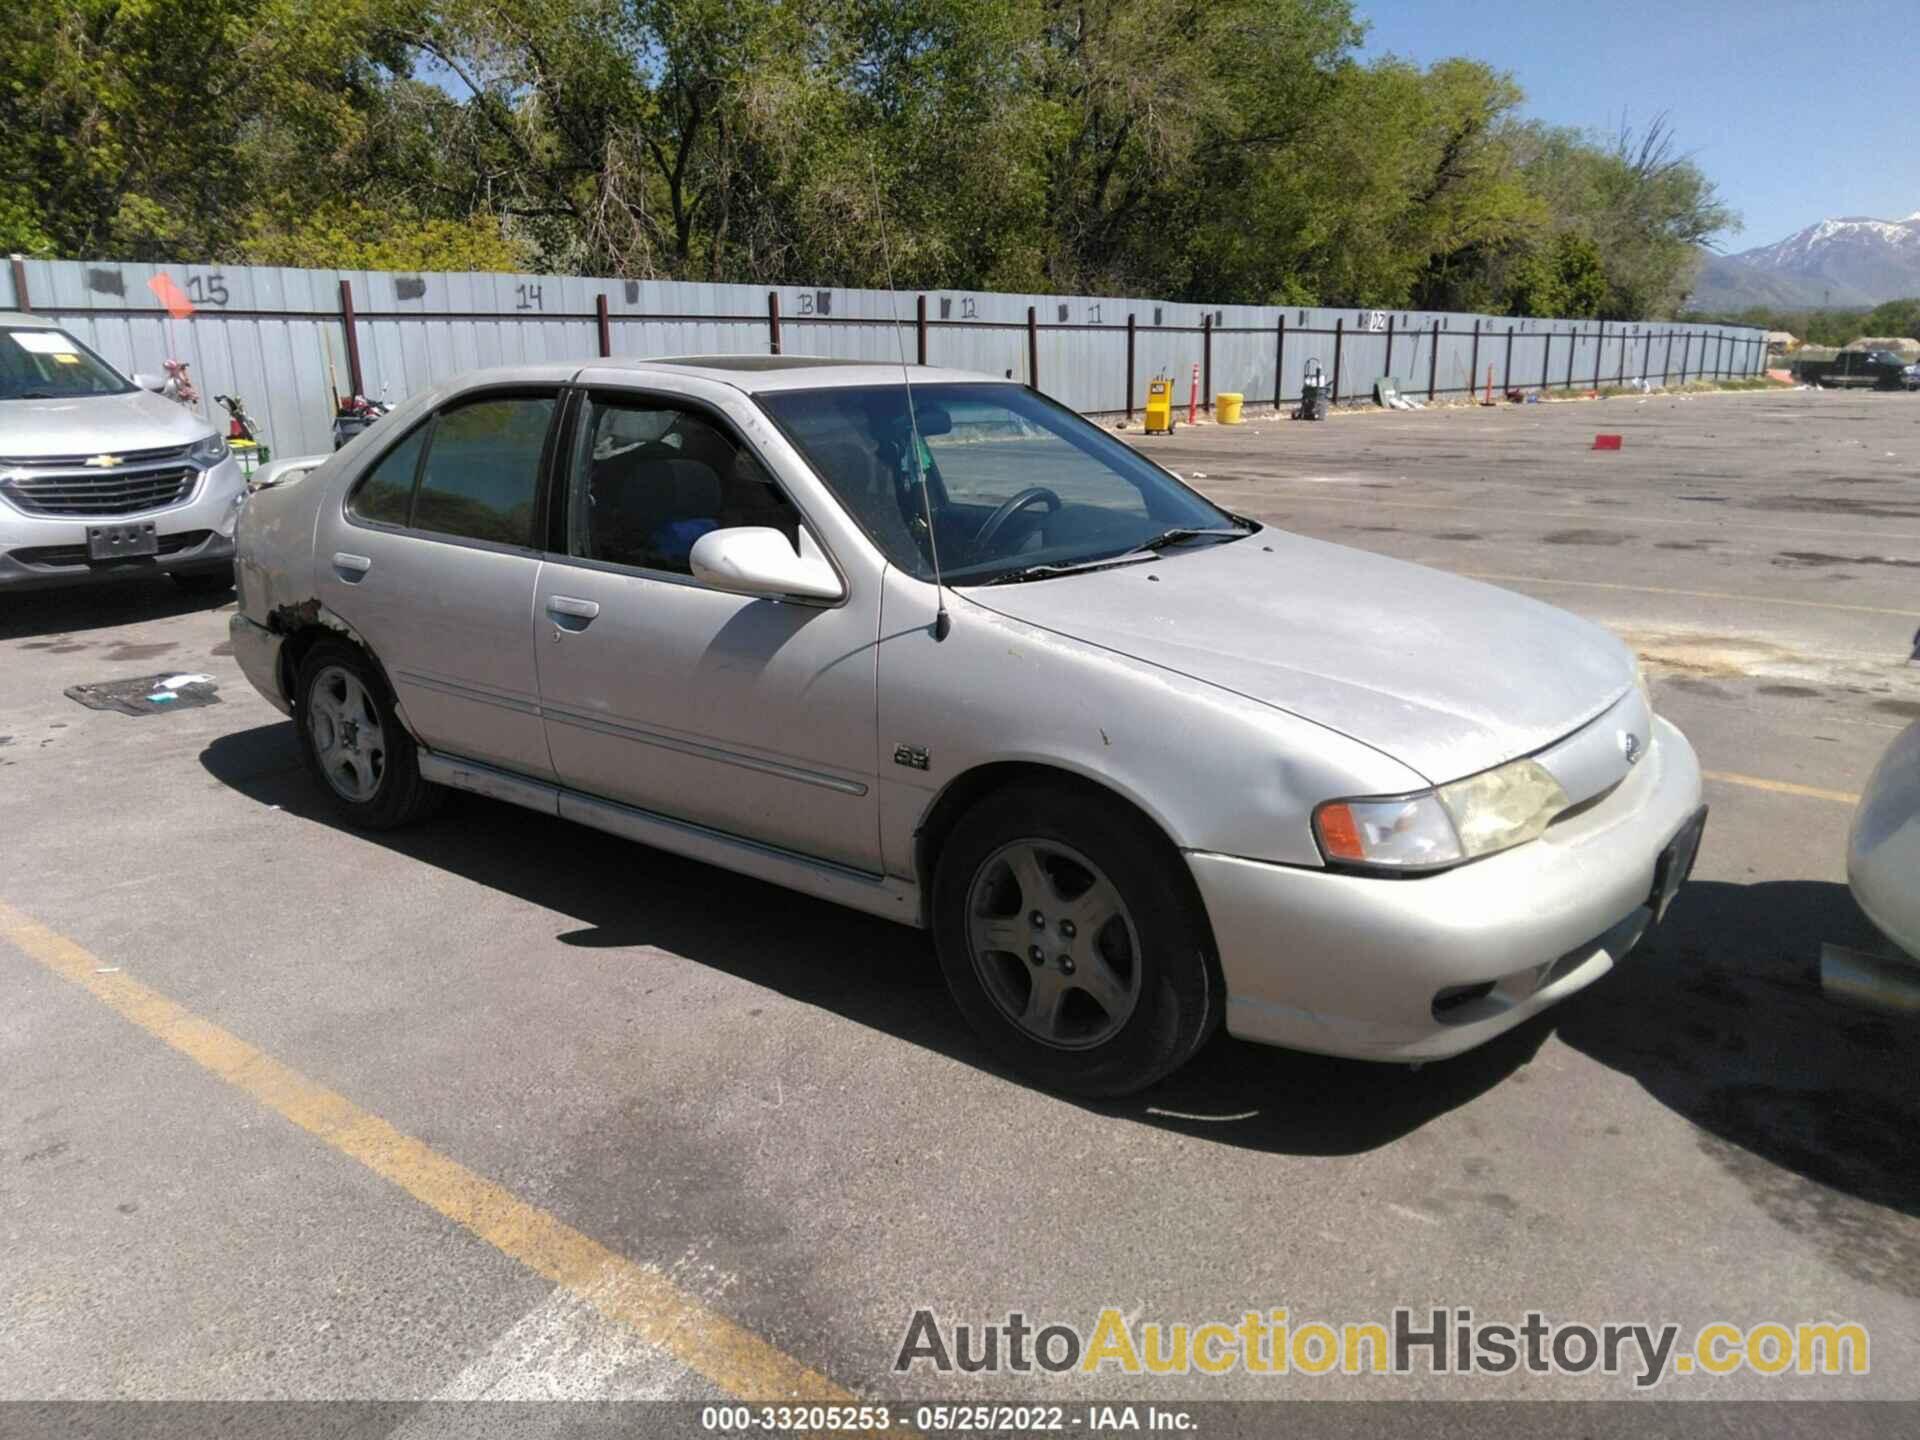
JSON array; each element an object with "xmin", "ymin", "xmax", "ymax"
[
  {"xmin": 1314, "ymin": 759, "xmax": 1570, "ymax": 872},
  {"xmin": 189, "ymin": 433, "xmax": 230, "ymax": 466}
]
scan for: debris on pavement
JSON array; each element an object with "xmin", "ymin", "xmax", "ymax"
[{"xmin": 64, "ymin": 673, "xmax": 222, "ymax": 716}]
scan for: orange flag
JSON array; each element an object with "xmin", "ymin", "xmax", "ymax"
[{"xmin": 147, "ymin": 273, "xmax": 195, "ymax": 319}]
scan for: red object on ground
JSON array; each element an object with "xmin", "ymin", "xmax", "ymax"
[
  {"xmin": 1188, "ymin": 363, "xmax": 1200, "ymax": 426},
  {"xmin": 1593, "ymin": 434, "xmax": 1623, "ymax": 450},
  {"xmin": 147, "ymin": 273, "xmax": 195, "ymax": 319}
]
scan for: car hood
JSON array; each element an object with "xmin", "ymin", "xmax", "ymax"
[
  {"xmin": 961, "ymin": 530, "xmax": 1635, "ymax": 783},
  {"xmin": 0, "ymin": 388, "xmax": 213, "ymax": 458}
]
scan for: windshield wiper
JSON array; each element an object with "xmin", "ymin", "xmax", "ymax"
[
  {"xmin": 1134, "ymin": 523, "xmax": 1254, "ymax": 551},
  {"xmin": 975, "ymin": 551, "xmax": 1163, "ymax": 585},
  {"xmin": 12, "ymin": 390, "xmax": 57, "ymax": 400}
]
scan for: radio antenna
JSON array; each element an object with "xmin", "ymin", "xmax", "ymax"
[{"xmin": 868, "ymin": 151, "xmax": 950, "ymax": 641}]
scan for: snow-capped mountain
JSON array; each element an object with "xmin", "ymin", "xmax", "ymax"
[{"xmin": 1692, "ymin": 210, "xmax": 1920, "ymax": 310}]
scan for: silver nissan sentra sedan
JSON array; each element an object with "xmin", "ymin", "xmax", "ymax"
[{"xmin": 229, "ymin": 357, "xmax": 1707, "ymax": 1095}]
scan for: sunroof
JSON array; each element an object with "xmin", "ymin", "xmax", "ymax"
[{"xmin": 649, "ymin": 355, "xmax": 871, "ymax": 372}]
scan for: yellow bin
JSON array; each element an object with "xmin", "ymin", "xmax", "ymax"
[{"xmin": 1216, "ymin": 391, "xmax": 1245, "ymax": 425}]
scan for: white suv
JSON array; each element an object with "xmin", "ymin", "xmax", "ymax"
[{"xmin": 0, "ymin": 312, "xmax": 244, "ymax": 594}]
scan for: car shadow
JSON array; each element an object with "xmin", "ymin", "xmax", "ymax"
[
  {"xmin": 0, "ymin": 576, "xmax": 232, "ymax": 642},
  {"xmin": 200, "ymin": 721, "xmax": 1546, "ymax": 1157},
  {"xmin": 1556, "ymin": 878, "xmax": 1920, "ymax": 1238}
]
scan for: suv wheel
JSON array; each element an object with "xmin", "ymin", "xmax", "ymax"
[
  {"xmin": 294, "ymin": 640, "xmax": 441, "ymax": 829},
  {"xmin": 932, "ymin": 781, "xmax": 1221, "ymax": 1097}
]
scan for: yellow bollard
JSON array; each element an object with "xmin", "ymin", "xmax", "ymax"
[{"xmin": 1216, "ymin": 392, "xmax": 1244, "ymax": 425}]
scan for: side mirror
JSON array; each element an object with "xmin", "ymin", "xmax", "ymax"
[
  {"xmin": 690, "ymin": 527, "xmax": 844, "ymax": 603},
  {"xmin": 131, "ymin": 372, "xmax": 167, "ymax": 393}
]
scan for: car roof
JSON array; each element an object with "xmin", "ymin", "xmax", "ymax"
[{"xmin": 582, "ymin": 356, "xmax": 1015, "ymax": 394}]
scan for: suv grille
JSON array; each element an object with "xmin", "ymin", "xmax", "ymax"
[{"xmin": 1, "ymin": 464, "xmax": 198, "ymax": 516}]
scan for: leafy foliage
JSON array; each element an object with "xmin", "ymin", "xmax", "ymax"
[{"xmin": 0, "ymin": 0, "xmax": 1738, "ymax": 318}]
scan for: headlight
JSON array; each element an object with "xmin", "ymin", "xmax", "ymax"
[
  {"xmin": 1315, "ymin": 758, "xmax": 1569, "ymax": 872},
  {"xmin": 190, "ymin": 433, "xmax": 230, "ymax": 465}
]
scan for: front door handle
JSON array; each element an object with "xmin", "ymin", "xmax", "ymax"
[
  {"xmin": 332, "ymin": 552, "xmax": 372, "ymax": 583},
  {"xmin": 546, "ymin": 595, "xmax": 600, "ymax": 631}
]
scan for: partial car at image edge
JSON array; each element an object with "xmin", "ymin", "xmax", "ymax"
[{"xmin": 0, "ymin": 311, "xmax": 244, "ymax": 594}]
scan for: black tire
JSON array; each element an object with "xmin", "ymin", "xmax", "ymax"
[
  {"xmin": 931, "ymin": 780, "xmax": 1222, "ymax": 1097},
  {"xmin": 170, "ymin": 565, "xmax": 235, "ymax": 596},
  {"xmin": 293, "ymin": 639, "xmax": 441, "ymax": 829}
]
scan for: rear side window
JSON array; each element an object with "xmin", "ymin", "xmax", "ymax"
[
  {"xmin": 412, "ymin": 396, "xmax": 554, "ymax": 547},
  {"xmin": 346, "ymin": 424, "xmax": 427, "ymax": 526}
]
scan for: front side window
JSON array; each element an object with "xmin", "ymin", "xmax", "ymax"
[
  {"xmin": 566, "ymin": 397, "xmax": 801, "ymax": 575},
  {"xmin": 0, "ymin": 326, "xmax": 134, "ymax": 401},
  {"xmin": 411, "ymin": 395, "xmax": 554, "ymax": 547},
  {"xmin": 757, "ymin": 382, "xmax": 1240, "ymax": 583}
]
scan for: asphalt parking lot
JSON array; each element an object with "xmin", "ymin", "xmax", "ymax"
[{"xmin": 3, "ymin": 387, "xmax": 1918, "ymax": 1418}]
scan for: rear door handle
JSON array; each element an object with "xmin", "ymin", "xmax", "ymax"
[
  {"xmin": 546, "ymin": 595, "xmax": 600, "ymax": 631},
  {"xmin": 332, "ymin": 552, "xmax": 372, "ymax": 582}
]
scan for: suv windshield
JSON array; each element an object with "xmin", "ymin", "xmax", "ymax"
[
  {"xmin": 0, "ymin": 326, "xmax": 135, "ymax": 401},
  {"xmin": 757, "ymin": 382, "xmax": 1246, "ymax": 583}
]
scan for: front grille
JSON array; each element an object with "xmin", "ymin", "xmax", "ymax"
[
  {"xmin": 1, "ymin": 465, "xmax": 198, "ymax": 516},
  {"xmin": 0, "ymin": 443, "xmax": 191, "ymax": 468},
  {"xmin": 11, "ymin": 530, "xmax": 213, "ymax": 569}
]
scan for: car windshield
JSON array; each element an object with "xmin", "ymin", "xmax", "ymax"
[
  {"xmin": 0, "ymin": 326, "xmax": 135, "ymax": 400},
  {"xmin": 756, "ymin": 382, "xmax": 1246, "ymax": 583}
]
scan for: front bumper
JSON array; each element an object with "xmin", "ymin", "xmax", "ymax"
[
  {"xmin": 1190, "ymin": 715, "xmax": 1705, "ymax": 1061},
  {"xmin": 0, "ymin": 456, "xmax": 245, "ymax": 591}
]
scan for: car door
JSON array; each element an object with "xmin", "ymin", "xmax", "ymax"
[
  {"xmin": 315, "ymin": 386, "xmax": 559, "ymax": 779},
  {"xmin": 532, "ymin": 385, "xmax": 883, "ymax": 873}
]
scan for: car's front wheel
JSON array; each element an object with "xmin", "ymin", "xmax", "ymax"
[
  {"xmin": 932, "ymin": 781, "xmax": 1221, "ymax": 1097},
  {"xmin": 294, "ymin": 640, "xmax": 441, "ymax": 829}
]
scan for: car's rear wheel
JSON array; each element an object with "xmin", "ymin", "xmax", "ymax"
[
  {"xmin": 294, "ymin": 640, "xmax": 440, "ymax": 829},
  {"xmin": 932, "ymin": 781, "xmax": 1221, "ymax": 1097}
]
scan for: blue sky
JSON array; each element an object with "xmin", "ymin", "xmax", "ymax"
[{"xmin": 1356, "ymin": 1, "xmax": 1920, "ymax": 252}]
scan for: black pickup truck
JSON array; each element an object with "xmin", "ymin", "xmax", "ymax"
[{"xmin": 1791, "ymin": 349, "xmax": 1919, "ymax": 390}]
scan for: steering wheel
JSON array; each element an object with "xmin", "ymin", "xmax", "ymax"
[{"xmin": 972, "ymin": 486, "xmax": 1062, "ymax": 553}]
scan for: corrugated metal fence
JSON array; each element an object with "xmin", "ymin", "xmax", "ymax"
[{"xmin": 5, "ymin": 257, "xmax": 1767, "ymax": 458}]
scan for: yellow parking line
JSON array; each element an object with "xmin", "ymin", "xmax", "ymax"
[
  {"xmin": 0, "ymin": 899, "xmax": 849, "ymax": 1404},
  {"xmin": 1458, "ymin": 572, "xmax": 1920, "ymax": 620},
  {"xmin": 1702, "ymin": 770, "xmax": 1860, "ymax": 806}
]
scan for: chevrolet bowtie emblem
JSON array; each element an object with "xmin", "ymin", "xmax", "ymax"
[{"xmin": 84, "ymin": 453, "xmax": 123, "ymax": 468}]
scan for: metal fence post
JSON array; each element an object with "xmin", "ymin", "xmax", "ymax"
[
  {"xmin": 1681, "ymin": 333, "xmax": 1691, "ymax": 385},
  {"xmin": 595, "ymin": 294, "xmax": 612, "ymax": 357},
  {"xmin": 8, "ymin": 255, "xmax": 28, "ymax": 312},
  {"xmin": 1468, "ymin": 319, "xmax": 1480, "ymax": 402},
  {"xmin": 916, "ymin": 294, "xmax": 928, "ymax": 366},
  {"xmin": 767, "ymin": 291, "xmax": 782, "ymax": 356},
  {"xmin": 1126, "ymin": 312, "xmax": 1137, "ymax": 420},
  {"xmin": 1541, "ymin": 330, "xmax": 1552, "ymax": 391},
  {"xmin": 338, "ymin": 278, "xmax": 364, "ymax": 399},
  {"xmin": 1026, "ymin": 305, "xmax": 1039, "ymax": 391},
  {"xmin": 1427, "ymin": 319, "xmax": 1440, "ymax": 401},
  {"xmin": 1274, "ymin": 314, "xmax": 1285, "ymax": 410},
  {"xmin": 1566, "ymin": 325, "xmax": 1578, "ymax": 391},
  {"xmin": 1331, "ymin": 318, "xmax": 1344, "ymax": 404},
  {"xmin": 1383, "ymin": 314, "xmax": 1394, "ymax": 379},
  {"xmin": 1663, "ymin": 330, "xmax": 1674, "ymax": 386},
  {"xmin": 1504, "ymin": 326, "xmax": 1514, "ymax": 394},
  {"xmin": 1203, "ymin": 313, "xmax": 1216, "ymax": 411},
  {"xmin": 1594, "ymin": 321, "xmax": 1605, "ymax": 391}
]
